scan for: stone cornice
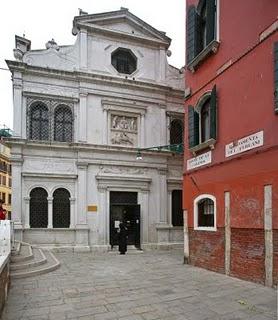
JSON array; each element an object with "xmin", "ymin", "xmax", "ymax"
[
  {"xmin": 5, "ymin": 60, "xmax": 183, "ymax": 98},
  {"xmin": 76, "ymin": 22, "xmax": 169, "ymax": 49},
  {"xmin": 23, "ymin": 91, "xmax": 79, "ymax": 103}
]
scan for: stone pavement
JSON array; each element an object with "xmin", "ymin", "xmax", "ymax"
[{"xmin": 2, "ymin": 250, "xmax": 277, "ymax": 320}]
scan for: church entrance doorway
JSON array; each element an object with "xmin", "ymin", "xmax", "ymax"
[{"xmin": 110, "ymin": 191, "xmax": 140, "ymax": 249}]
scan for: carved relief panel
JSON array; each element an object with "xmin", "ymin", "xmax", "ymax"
[{"xmin": 110, "ymin": 114, "xmax": 138, "ymax": 146}]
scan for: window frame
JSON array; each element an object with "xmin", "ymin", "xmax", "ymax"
[
  {"xmin": 188, "ymin": 88, "xmax": 217, "ymax": 154},
  {"xmin": 186, "ymin": 0, "xmax": 220, "ymax": 72},
  {"xmin": 194, "ymin": 194, "xmax": 216, "ymax": 231},
  {"xmin": 111, "ymin": 48, "xmax": 137, "ymax": 75},
  {"xmin": 53, "ymin": 104, "xmax": 73, "ymax": 142}
]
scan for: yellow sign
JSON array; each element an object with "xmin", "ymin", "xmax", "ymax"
[{"xmin": 88, "ymin": 205, "xmax": 98, "ymax": 212}]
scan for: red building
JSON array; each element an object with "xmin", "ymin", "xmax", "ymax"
[{"xmin": 183, "ymin": 0, "xmax": 278, "ymax": 286}]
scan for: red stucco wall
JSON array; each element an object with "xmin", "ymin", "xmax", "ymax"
[{"xmin": 184, "ymin": 0, "xmax": 278, "ymax": 284}]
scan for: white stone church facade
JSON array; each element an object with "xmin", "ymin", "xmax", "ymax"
[{"xmin": 6, "ymin": 8, "xmax": 184, "ymax": 251}]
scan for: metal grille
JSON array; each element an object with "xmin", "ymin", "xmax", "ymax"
[
  {"xmin": 30, "ymin": 188, "xmax": 48, "ymax": 228},
  {"xmin": 29, "ymin": 103, "xmax": 49, "ymax": 141},
  {"xmin": 198, "ymin": 198, "xmax": 214, "ymax": 227},
  {"xmin": 54, "ymin": 105, "xmax": 73, "ymax": 142},
  {"xmin": 112, "ymin": 49, "xmax": 137, "ymax": 74},
  {"xmin": 53, "ymin": 188, "xmax": 70, "ymax": 228},
  {"xmin": 170, "ymin": 119, "xmax": 184, "ymax": 144},
  {"xmin": 110, "ymin": 191, "xmax": 137, "ymax": 204}
]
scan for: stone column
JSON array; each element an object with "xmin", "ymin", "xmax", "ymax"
[
  {"xmin": 159, "ymin": 169, "xmax": 167, "ymax": 223},
  {"xmin": 23, "ymin": 196, "xmax": 30, "ymax": 228},
  {"xmin": 79, "ymin": 29, "xmax": 88, "ymax": 70},
  {"xmin": 160, "ymin": 108, "xmax": 167, "ymax": 145},
  {"xmin": 76, "ymin": 162, "xmax": 88, "ymax": 227},
  {"xmin": 183, "ymin": 209, "xmax": 189, "ymax": 264},
  {"xmin": 103, "ymin": 109, "xmax": 108, "ymax": 144},
  {"xmin": 11, "ymin": 158, "xmax": 23, "ymax": 228},
  {"xmin": 140, "ymin": 114, "xmax": 145, "ymax": 148},
  {"xmin": 69, "ymin": 198, "xmax": 76, "ymax": 228},
  {"xmin": 78, "ymin": 91, "xmax": 88, "ymax": 143},
  {"xmin": 97, "ymin": 186, "xmax": 107, "ymax": 245},
  {"xmin": 139, "ymin": 190, "xmax": 149, "ymax": 244},
  {"xmin": 159, "ymin": 48, "xmax": 166, "ymax": 82},
  {"xmin": 168, "ymin": 190, "xmax": 172, "ymax": 226},
  {"xmin": 13, "ymin": 72, "xmax": 23, "ymax": 137},
  {"xmin": 47, "ymin": 197, "xmax": 53, "ymax": 228},
  {"xmin": 264, "ymin": 185, "xmax": 273, "ymax": 287},
  {"xmin": 225, "ymin": 191, "xmax": 231, "ymax": 275}
]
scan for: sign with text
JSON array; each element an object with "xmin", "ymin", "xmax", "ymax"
[
  {"xmin": 187, "ymin": 151, "xmax": 212, "ymax": 170},
  {"xmin": 88, "ymin": 205, "xmax": 98, "ymax": 212},
  {"xmin": 225, "ymin": 131, "xmax": 264, "ymax": 158}
]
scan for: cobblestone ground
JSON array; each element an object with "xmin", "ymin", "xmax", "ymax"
[{"xmin": 2, "ymin": 250, "xmax": 277, "ymax": 320}]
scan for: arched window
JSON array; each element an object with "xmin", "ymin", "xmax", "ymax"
[
  {"xmin": 54, "ymin": 105, "xmax": 73, "ymax": 142},
  {"xmin": 53, "ymin": 188, "xmax": 70, "ymax": 228},
  {"xmin": 194, "ymin": 194, "xmax": 216, "ymax": 230},
  {"xmin": 29, "ymin": 103, "xmax": 49, "ymax": 141},
  {"xmin": 111, "ymin": 48, "xmax": 137, "ymax": 74},
  {"xmin": 200, "ymin": 98, "xmax": 211, "ymax": 143},
  {"xmin": 170, "ymin": 119, "xmax": 184, "ymax": 145},
  {"xmin": 30, "ymin": 188, "xmax": 48, "ymax": 228}
]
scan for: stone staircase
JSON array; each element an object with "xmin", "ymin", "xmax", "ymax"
[{"xmin": 10, "ymin": 241, "xmax": 60, "ymax": 279}]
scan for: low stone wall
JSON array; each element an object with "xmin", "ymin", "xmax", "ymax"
[{"xmin": 0, "ymin": 255, "xmax": 10, "ymax": 316}]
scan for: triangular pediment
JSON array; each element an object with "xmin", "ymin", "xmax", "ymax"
[{"xmin": 73, "ymin": 8, "xmax": 171, "ymax": 47}]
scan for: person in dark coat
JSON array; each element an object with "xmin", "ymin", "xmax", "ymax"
[{"xmin": 118, "ymin": 221, "xmax": 128, "ymax": 254}]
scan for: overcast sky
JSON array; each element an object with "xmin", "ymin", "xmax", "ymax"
[{"xmin": 0, "ymin": 0, "xmax": 185, "ymax": 130}]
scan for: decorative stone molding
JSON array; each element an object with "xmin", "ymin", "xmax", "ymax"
[
  {"xmin": 167, "ymin": 178, "xmax": 182, "ymax": 191},
  {"xmin": 96, "ymin": 174, "xmax": 151, "ymax": 191}
]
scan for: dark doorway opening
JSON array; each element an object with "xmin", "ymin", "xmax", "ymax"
[{"xmin": 110, "ymin": 192, "xmax": 140, "ymax": 249}]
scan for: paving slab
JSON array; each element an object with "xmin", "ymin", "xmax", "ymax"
[{"xmin": 2, "ymin": 251, "xmax": 277, "ymax": 319}]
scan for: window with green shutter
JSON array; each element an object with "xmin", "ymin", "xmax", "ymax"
[
  {"xmin": 188, "ymin": 86, "xmax": 217, "ymax": 152},
  {"xmin": 274, "ymin": 42, "xmax": 278, "ymax": 113},
  {"xmin": 186, "ymin": 0, "xmax": 218, "ymax": 69}
]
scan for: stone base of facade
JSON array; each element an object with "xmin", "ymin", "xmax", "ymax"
[
  {"xmin": 0, "ymin": 256, "xmax": 9, "ymax": 317},
  {"xmin": 142, "ymin": 242, "xmax": 183, "ymax": 251},
  {"xmin": 273, "ymin": 229, "xmax": 278, "ymax": 286},
  {"xmin": 230, "ymin": 228, "xmax": 265, "ymax": 284},
  {"xmin": 188, "ymin": 228, "xmax": 225, "ymax": 274},
  {"xmin": 188, "ymin": 227, "xmax": 275, "ymax": 285}
]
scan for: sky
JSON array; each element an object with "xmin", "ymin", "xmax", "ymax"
[{"xmin": 0, "ymin": 0, "xmax": 185, "ymax": 130}]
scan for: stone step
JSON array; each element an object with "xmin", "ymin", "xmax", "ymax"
[
  {"xmin": 11, "ymin": 241, "xmax": 21, "ymax": 256},
  {"xmin": 10, "ymin": 248, "xmax": 47, "ymax": 271},
  {"xmin": 10, "ymin": 245, "xmax": 33, "ymax": 263},
  {"xmin": 10, "ymin": 250, "xmax": 60, "ymax": 279}
]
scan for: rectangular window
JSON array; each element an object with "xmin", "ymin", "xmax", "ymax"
[
  {"xmin": 2, "ymin": 192, "xmax": 6, "ymax": 203},
  {"xmin": 8, "ymin": 194, "xmax": 11, "ymax": 205},
  {"xmin": 172, "ymin": 190, "xmax": 183, "ymax": 227},
  {"xmin": 274, "ymin": 42, "xmax": 278, "ymax": 113},
  {"xmin": 2, "ymin": 175, "xmax": 6, "ymax": 186},
  {"xmin": 8, "ymin": 178, "xmax": 12, "ymax": 188}
]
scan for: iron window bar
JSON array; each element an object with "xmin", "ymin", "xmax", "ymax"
[{"xmin": 136, "ymin": 143, "xmax": 184, "ymax": 160}]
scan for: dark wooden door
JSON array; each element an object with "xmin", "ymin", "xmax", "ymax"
[{"xmin": 110, "ymin": 204, "xmax": 141, "ymax": 249}]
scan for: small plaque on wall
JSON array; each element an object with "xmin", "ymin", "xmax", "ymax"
[{"xmin": 88, "ymin": 205, "xmax": 98, "ymax": 212}]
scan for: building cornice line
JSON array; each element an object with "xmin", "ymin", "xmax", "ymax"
[{"xmin": 5, "ymin": 60, "xmax": 183, "ymax": 97}]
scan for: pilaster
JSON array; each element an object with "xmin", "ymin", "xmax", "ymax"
[
  {"xmin": 78, "ymin": 91, "xmax": 88, "ymax": 142},
  {"xmin": 13, "ymin": 72, "xmax": 23, "ymax": 137},
  {"xmin": 69, "ymin": 197, "xmax": 76, "ymax": 228},
  {"xmin": 23, "ymin": 196, "xmax": 30, "ymax": 228},
  {"xmin": 264, "ymin": 185, "xmax": 273, "ymax": 287},
  {"xmin": 47, "ymin": 197, "xmax": 53, "ymax": 228},
  {"xmin": 11, "ymin": 157, "xmax": 23, "ymax": 227},
  {"xmin": 76, "ymin": 162, "xmax": 88, "ymax": 227}
]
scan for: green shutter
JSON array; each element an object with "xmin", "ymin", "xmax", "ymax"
[
  {"xmin": 206, "ymin": 0, "xmax": 216, "ymax": 45},
  {"xmin": 188, "ymin": 105, "xmax": 199, "ymax": 148},
  {"xmin": 274, "ymin": 42, "xmax": 278, "ymax": 113},
  {"xmin": 210, "ymin": 85, "xmax": 217, "ymax": 140},
  {"xmin": 187, "ymin": 5, "xmax": 198, "ymax": 64}
]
